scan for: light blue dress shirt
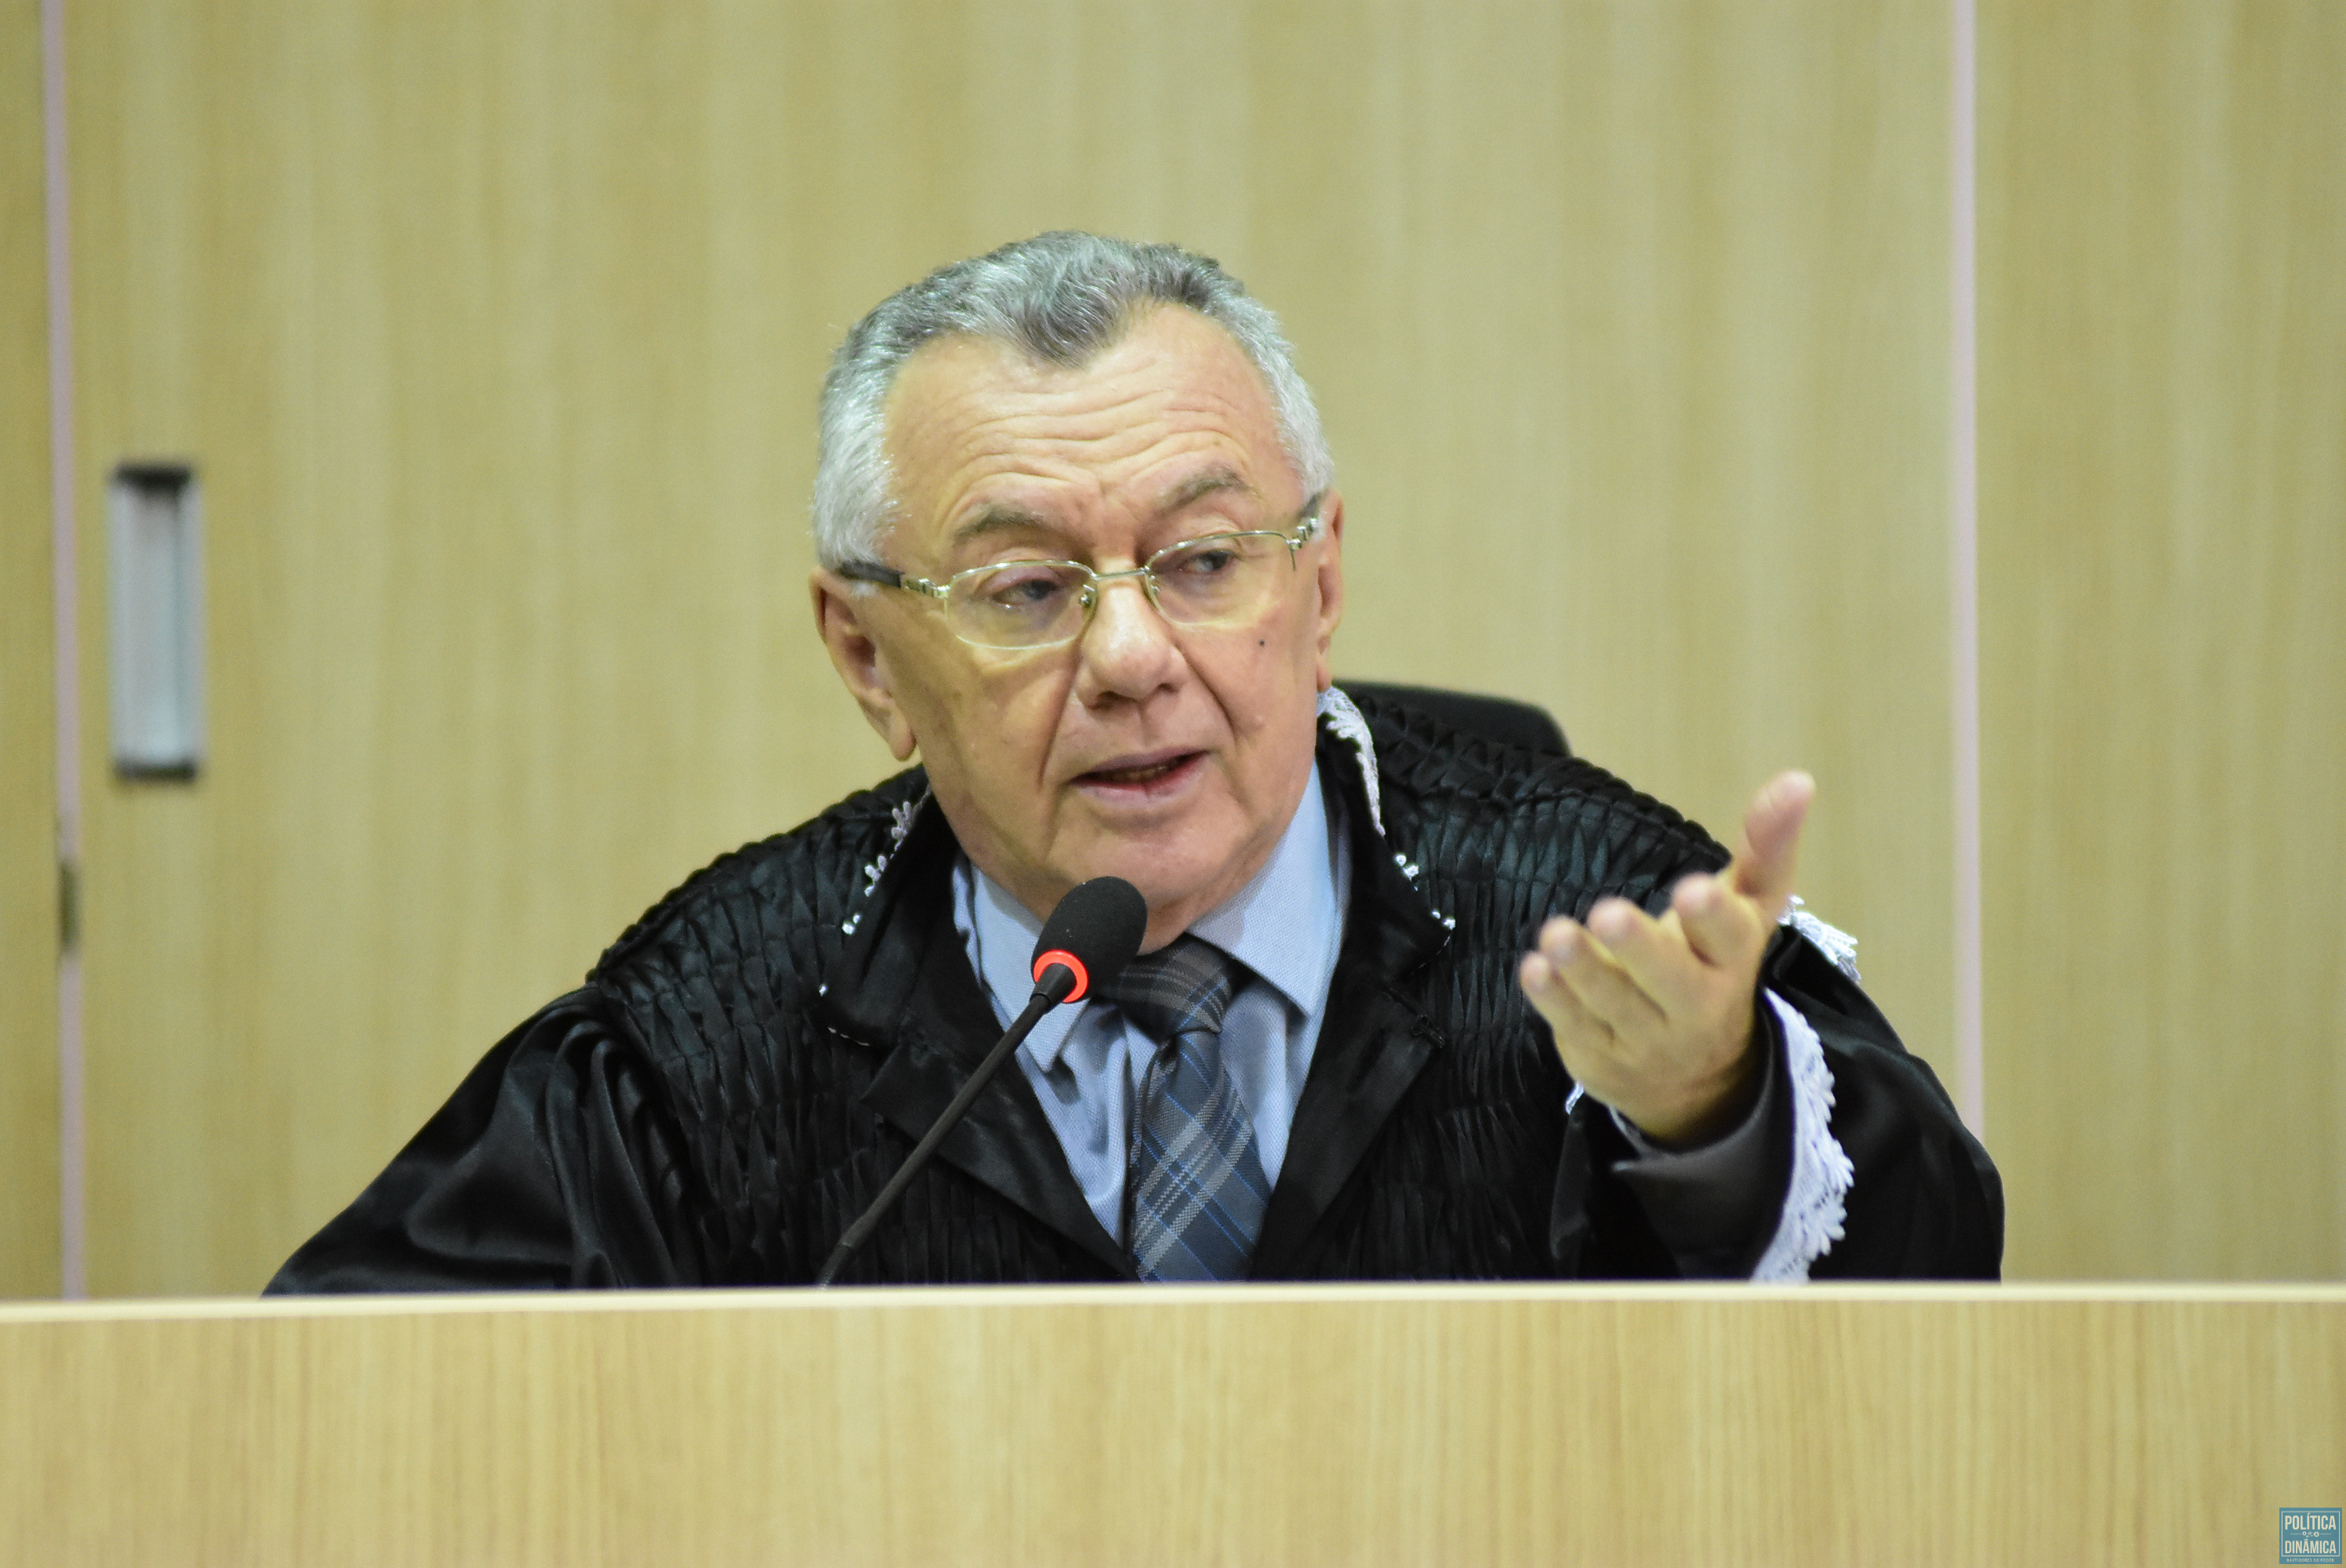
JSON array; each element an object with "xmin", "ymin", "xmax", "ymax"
[{"xmin": 953, "ymin": 765, "xmax": 1352, "ymax": 1245}]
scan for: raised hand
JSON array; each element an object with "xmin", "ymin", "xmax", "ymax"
[{"xmin": 1518, "ymin": 770, "xmax": 1814, "ymax": 1145}]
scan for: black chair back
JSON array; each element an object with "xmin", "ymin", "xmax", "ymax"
[{"xmin": 1339, "ymin": 681, "xmax": 1569, "ymax": 758}]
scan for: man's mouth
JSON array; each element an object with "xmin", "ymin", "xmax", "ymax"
[{"xmin": 1074, "ymin": 750, "xmax": 1203, "ymax": 791}]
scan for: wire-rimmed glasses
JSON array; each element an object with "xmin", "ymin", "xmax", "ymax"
[{"xmin": 839, "ymin": 492, "xmax": 1326, "ymax": 652}]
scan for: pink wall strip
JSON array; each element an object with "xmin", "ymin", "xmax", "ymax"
[
  {"xmin": 1949, "ymin": 0, "xmax": 1985, "ymax": 1138},
  {"xmin": 43, "ymin": 0, "xmax": 85, "ymax": 1298}
]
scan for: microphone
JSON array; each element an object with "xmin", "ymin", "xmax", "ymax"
[
  {"xmin": 1026, "ymin": 875, "xmax": 1149, "ymax": 1006},
  {"xmin": 814, "ymin": 876, "xmax": 1146, "ymax": 1287}
]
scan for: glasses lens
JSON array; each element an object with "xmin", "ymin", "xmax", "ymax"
[
  {"xmin": 1149, "ymin": 533, "xmax": 1287, "ymax": 626},
  {"xmin": 947, "ymin": 560, "xmax": 1091, "ymax": 648}
]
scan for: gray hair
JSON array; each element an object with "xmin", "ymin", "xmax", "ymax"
[{"xmin": 812, "ymin": 231, "xmax": 1334, "ymax": 571}]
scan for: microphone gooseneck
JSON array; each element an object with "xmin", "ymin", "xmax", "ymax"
[{"xmin": 813, "ymin": 876, "xmax": 1146, "ymax": 1287}]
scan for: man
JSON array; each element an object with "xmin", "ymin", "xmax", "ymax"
[{"xmin": 271, "ymin": 233, "xmax": 1999, "ymax": 1290}]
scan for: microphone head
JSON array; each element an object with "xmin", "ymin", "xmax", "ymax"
[{"xmin": 1029, "ymin": 877, "xmax": 1148, "ymax": 1004}]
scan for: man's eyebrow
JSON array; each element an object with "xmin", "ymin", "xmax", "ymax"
[
  {"xmin": 946, "ymin": 503, "xmax": 1052, "ymax": 552},
  {"xmin": 1156, "ymin": 468, "xmax": 1255, "ymax": 516}
]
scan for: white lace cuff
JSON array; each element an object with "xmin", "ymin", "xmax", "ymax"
[{"xmin": 1749, "ymin": 988, "xmax": 1854, "ymax": 1281}]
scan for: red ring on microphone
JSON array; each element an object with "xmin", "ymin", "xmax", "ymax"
[{"xmin": 1032, "ymin": 949, "xmax": 1091, "ymax": 1003}]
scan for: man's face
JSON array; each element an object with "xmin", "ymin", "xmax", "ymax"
[{"xmin": 812, "ymin": 304, "xmax": 1345, "ymax": 949}]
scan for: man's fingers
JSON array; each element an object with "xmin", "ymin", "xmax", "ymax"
[
  {"xmin": 1538, "ymin": 912, "xmax": 1669, "ymax": 1033},
  {"xmin": 1520, "ymin": 949, "xmax": 1612, "ymax": 1045},
  {"xmin": 1672, "ymin": 870, "xmax": 1763, "ymax": 970},
  {"xmin": 1585, "ymin": 897, "xmax": 1704, "ymax": 1017},
  {"xmin": 1727, "ymin": 769, "xmax": 1814, "ymax": 918}
]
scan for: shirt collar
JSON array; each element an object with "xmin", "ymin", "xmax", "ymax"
[{"xmin": 958, "ymin": 763, "xmax": 1345, "ymax": 1073}]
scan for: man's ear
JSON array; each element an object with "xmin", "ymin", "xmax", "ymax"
[
  {"xmin": 1309, "ymin": 491, "xmax": 1346, "ymax": 692},
  {"xmin": 811, "ymin": 570, "xmax": 920, "ymax": 762}
]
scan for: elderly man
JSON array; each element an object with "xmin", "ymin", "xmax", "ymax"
[{"xmin": 271, "ymin": 233, "xmax": 1999, "ymax": 1290}]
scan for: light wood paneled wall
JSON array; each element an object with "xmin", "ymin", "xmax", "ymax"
[
  {"xmin": 0, "ymin": 0, "xmax": 62, "ymax": 1299},
  {"xmin": 5, "ymin": 1286, "xmax": 2344, "ymax": 1565},
  {"xmin": 1298, "ymin": 2, "xmax": 1954, "ymax": 1093},
  {"xmin": 1980, "ymin": 1, "xmax": 2346, "ymax": 1276},
  {"xmin": 65, "ymin": 2, "xmax": 1960, "ymax": 1296}
]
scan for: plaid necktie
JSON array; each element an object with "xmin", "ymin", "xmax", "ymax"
[{"xmin": 1107, "ymin": 936, "xmax": 1270, "ymax": 1282}]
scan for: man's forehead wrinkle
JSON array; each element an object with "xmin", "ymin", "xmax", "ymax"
[
  {"xmin": 940, "ymin": 437, "xmax": 1254, "ymax": 524},
  {"xmin": 922, "ymin": 414, "xmax": 1256, "ymax": 513}
]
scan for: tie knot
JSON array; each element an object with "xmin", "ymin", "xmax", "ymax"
[{"xmin": 1104, "ymin": 935, "xmax": 1244, "ymax": 1046}]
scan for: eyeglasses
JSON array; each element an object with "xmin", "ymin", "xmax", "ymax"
[{"xmin": 839, "ymin": 492, "xmax": 1326, "ymax": 652}]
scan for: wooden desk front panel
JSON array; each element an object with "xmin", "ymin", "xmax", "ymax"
[{"xmin": 2, "ymin": 1286, "xmax": 2340, "ymax": 1566}]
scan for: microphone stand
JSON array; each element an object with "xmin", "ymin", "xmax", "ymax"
[{"xmin": 813, "ymin": 975, "xmax": 1070, "ymax": 1287}]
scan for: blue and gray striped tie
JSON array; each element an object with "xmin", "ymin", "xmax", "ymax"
[{"xmin": 1109, "ymin": 937, "xmax": 1269, "ymax": 1282}]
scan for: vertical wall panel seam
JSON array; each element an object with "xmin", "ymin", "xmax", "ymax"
[
  {"xmin": 1950, "ymin": 0, "xmax": 1985, "ymax": 1137},
  {"xmin": 42, "ymin": 0, "xmax": 85, "ymax": 1298}
]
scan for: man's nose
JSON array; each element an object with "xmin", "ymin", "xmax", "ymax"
[{"xmin": 1073, "ymin": 571, "xmax": 1180, "ymax": 702}]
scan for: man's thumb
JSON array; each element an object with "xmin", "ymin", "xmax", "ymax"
[{"xmin": 1733, "ymin": 770, "xmax": 1814, "ymax": 915}]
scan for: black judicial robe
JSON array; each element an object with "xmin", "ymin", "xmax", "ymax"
[{"xmin": 269, "ymin": 694, "xmax": 2002, "ymax": 1290}]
